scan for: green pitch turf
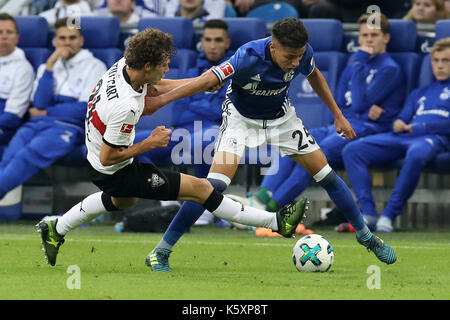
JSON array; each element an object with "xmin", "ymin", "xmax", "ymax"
[{"xmin": 0, "ymin": 221, "xmax": 449, "ymax": 300}]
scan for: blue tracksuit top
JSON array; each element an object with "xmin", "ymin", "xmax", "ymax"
[
  {"xmin": 397, "ymin": 79, "xmax": 450, "ymax": 150},
  {"xmin": 211, "ymin": 37, "xmax": 315, "ymax": 120},
  {"xmin": 172, "ymin": 50, "xmax": 234, "ymax": 127},
  {"xmin": 32, "ymin": 70, "xmax": 86, "ymax": 128},
  {"xmin": 335, "ymin": 50, "xmax": 405, "ymax": 131}
]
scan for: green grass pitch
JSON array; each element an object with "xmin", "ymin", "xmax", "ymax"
[{"xmin": 0, "ymin": 221, "xmax": 449, "ymax": 300}]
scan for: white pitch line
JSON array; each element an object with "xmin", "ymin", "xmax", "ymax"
[{"xmin": 0, "ymin": 235, "xmax": 449, "ymax": 250}]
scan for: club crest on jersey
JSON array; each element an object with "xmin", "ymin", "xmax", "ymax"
[
  {"xmin": 120, "ymin": 123, "xmax": 134, "ymax": 134},
  {"xmin": 283, "ymin": 70, "xmax": 295, "ymax": 82}
]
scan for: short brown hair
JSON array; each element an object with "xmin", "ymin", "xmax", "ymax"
[
  {"xmin": 0, "ymin": 12, "xmax": 18, "ymax": 33},
  {"xmin": 431, "ymin": 37, "xmax": 450, "ymax": 55},
  {"xmin": 272, "ymin": 17, "xmax": 309, "ymax": 49},
  {"xmin": 54, "ymin": 17, "xmax": 82, "ymax": 35},
  {"xmin": 358, "ymin": 13, "xmax": 390, "ymax": 34},
  {"xmin": 124, "ymin": 28, "xmax": 175, "ymax": 69}
]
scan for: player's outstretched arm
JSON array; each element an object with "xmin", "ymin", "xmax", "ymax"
[
  {"xmin": 307, "ymin": 66, "xmax": 356, "ymax": 139},
  {"xmin": 143, "ymin": 71, "xmax": 220, "ymax": 116}
]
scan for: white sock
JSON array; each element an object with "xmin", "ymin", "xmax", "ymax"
[
  {"xmin": 211, "ymin": 196, "xmax": 278, "ymax": 230},
  {"xmin": 56, "ymin": 192, "xmax": 108, "ymax": 236}
]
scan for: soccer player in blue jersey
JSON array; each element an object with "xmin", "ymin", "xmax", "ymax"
[
  {"xmin": 252, "ymin": 13, "xmax": 406, "ymax": 225},
  {"xmin": 146, "ymin": 17, "xmax": 397, "ymax": 271},
  {"xmin": 342, "ymin": 37, "xmax": 450, "ymax": 233}
]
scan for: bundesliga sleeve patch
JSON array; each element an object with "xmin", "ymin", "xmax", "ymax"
[
  {"xmin": 212, "ymin": 62, "xmax": 235, "ymax": 82},
  {"xmin": 120, "ymin": 123, "xmax": 134, "ymax": 134}
]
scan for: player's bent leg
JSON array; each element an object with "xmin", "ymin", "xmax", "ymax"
[
  {"xmin": 148, "ymin": 152, "xmax": 240, "ymax": 272},
  {"xmin": 38, "ymin": 192, "xmax": 128, "ymax": 266},
  {"xmin": 291, "ymin": 150, "xmax": 397, "ymax": 264}
]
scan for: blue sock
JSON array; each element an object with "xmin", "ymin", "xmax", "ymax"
[
  {"xmin": 156, "ymin": 177, "xmax": 228, "ymax": 250},
  {"xmin": 318, "ymin": 170, "xmax": 369, "ymax": 237}
]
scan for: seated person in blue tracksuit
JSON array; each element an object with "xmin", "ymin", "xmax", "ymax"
[
  {"xmin": 0, "ymin": 13, "xmax": 34, "ymax": 159},
  {"xmin": 342, "ymin": 37, "xmax": 450, "ymax": 233},
  {"xmin": 135, "ymin": 19, "xmax": 233, "ymax": 179},
  {"xmin": 252, "ymin": 13, "xmax": 405, "ymax": 212},
  {"xmin": 0, "ymin": 18, "xmax": 106, "ymax": 200}
]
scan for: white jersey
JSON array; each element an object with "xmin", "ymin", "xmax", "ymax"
[{"xmin": 85, "ymin": 58, "xmax": 147, "ymax": 175}]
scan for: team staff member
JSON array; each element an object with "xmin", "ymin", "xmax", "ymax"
[
  {"xmin": 343, "ymin": 38, "xmax": 450, "ymax": 233},
  {"xmin": 0, "ymin": 13, "xmax": 34, "ymax": 158},
  {"xmin": 0, "ymin": 18, "xmax": 106, "ymax": 200}
]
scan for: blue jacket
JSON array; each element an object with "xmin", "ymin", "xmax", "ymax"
[
  {"xmin": 397, "ymin": 79, "xmax": 450, "ymax": 150},
  {"xmin": 172, "ymin": 50, "xmax": 234, "ymax": 128},
  {"xmin": 336, "ymin": 50, "xmax": 405, "ymax": 132}
]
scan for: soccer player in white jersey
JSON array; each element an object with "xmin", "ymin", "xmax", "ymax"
[
  {"xmin": 145, "ymin": 17, "xmax": 397, "ymax": 271},
  {"xmin": 38, "ymin": 28, "xmax": 308, "ymax": 267}
]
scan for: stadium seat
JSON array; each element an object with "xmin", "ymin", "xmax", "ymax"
[
  {"xmin": 416, "ymin": 32, "xmax": 435, "ymax": 54},
  {"xmin": 387, "ymin": 19, "xmax": 417, "ymax": 52},
  {"xmin": 418, "ymin": 54, "xmax": 435, "ymax": 87},
  {"xmin": 22, "ymin": 48, "xmax": 51, "ymax": 72},
  {"xmin": 79, "ymin": 16, "xmax": 123, "ymax": 68},
  {"xmin": 246, "ymin": 2, "xmax": 298, "ymax": 24},
  {"xmin": 302, "ymin": 19, "xmax": 344, "ymax": 52},
  {"xmin": 435, "ymin": 19, "xmax": 450, "ymax": 40},
  {"xmin": 289, "ymin": 19, "xmax": 347, "ymax": 128},
  {"xmin": 135, "ymin": 49, "xmax": 198, "ymax": 131},
  {"xmin": 388, "ymin": 20, "xmax": 420, "ymax": 99},
  {"xmin": 289, "ymin": 53, "xmax": 347, "ymax": 128},
  {"xmin": 138, "ymin": 17, "xmax": 195, "ymax": 49},
  {"xmin": 224, "ymin": 3, "xmax": 237, "ymax": 17},
  {"xmin": 169, "ymin": 48, "xmax": 198, "ymax": 78},
  {"xmin": 222, "ymin": 18, "xmax": 268, "ymax": 50},
  {"xmin": 57, "ymin": 145, "xmax": 88, "ymax": 166},
  {"xmin": 14, "ymin": 16, "xmax": 50, "ymax": 71}
]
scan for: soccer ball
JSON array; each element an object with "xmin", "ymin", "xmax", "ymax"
[{"xmin": 292, "ymin": 234, "xmax": 334, "ymax": 272}]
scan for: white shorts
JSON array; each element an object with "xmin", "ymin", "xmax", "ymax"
[{"xmin": 215, "ymin": 99, "xmax": 320, "ymax": 158}]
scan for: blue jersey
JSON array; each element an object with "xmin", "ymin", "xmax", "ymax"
[
  {"xmin": 397, "ymin": 79, "xmax": 450, "ymax": 149},
  {"xmin": 212, "ymin": 37, "xmax": 315, "ymax": 120}
]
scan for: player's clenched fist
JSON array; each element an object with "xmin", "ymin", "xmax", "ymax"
[{"xmin": 147, "ymin": 126, "xmax": 172, "ymax": 148}]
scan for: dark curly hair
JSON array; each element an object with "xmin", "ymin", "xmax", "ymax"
[
  {"xmin": 125, "ymin": 28, "xmax": 176, "ymax": 69},
  {"xmin": 272, "ymin": 17, "xmax": 309, "ymax": 49}
]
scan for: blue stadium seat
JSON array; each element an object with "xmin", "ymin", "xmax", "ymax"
[
  {"xmin": 57, "ymin": 145, "xmax": 88, "ymax": 166},
  {"xmin": 416, "ymin": 32, "xmax": 435, "ymax": 54},
  {"xmin": 246, "ymin": 2, "xmax": 298, "ymax": 24},
  {"xmin": 138, "ymin": 17, "xmax": 195, "ymax": 49},
  {"xmin": 225, "ymin": 3, "xmax": 237, "ymax": 17},
  {"xmin": 435, "ymin": 19, "xmax": 450, "ymax": 40},
  {"xmin": 80, "ymin": 16, "xmax": 120, "ymax": 48},
  {"xmin": 169, "ymin": 48, "xmax": 198, "ymax": 78},
  {"xmin": 135, "ymin": 49, "xmax": 198, "ymax": 131},
  {"xmin": 14, "ymin": 16, "xmax": 50, "ymax": 71},
  {"xmin": 222, "ymin": 18, "xmax": 268, "ymax": 50},
  {"xmin": 89, "ymin": 49, "xmax": 123, "ymax": 69},
  {"xmin": 289, "ymin": 53, "xmax": 347, "ymax": 128},
  {"xmin": 418, "ymin": 54, "xmax": 434, "ymax": 87},
  {"xmin": 388, "ymin": 20, "xmax": 420, "ymax": 99},
  {"xmin": 79, "ymin": 16, "xmax": 123, "ymax": 68},
  {"xmin": 289, "ymin": 19, "xmax": 347, "ymax": 128},
  {"xmin": 387, "ymin": 19, "xmax": 417, "ymax": 52},
  {"xmin": 22, "ymin": 48, "xmax": 51, "ymax": 72},
  {"xmin": 302, "ymin": 19, "xmax": 344, "ymax": 52}
]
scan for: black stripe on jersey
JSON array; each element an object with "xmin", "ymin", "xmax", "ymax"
[
  {"xmin": 103, "ymin": 137, "xmax": 129, "ymax": 149},
  {"xmin": 122, "ymin": 66, "xmax": 132, "ymax": 85}
]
